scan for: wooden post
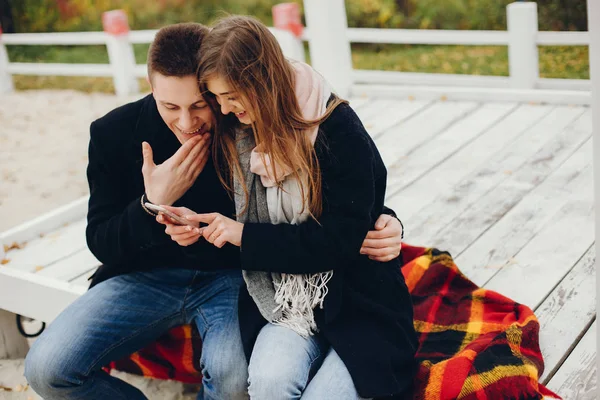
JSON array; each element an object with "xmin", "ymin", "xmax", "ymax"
[
  {"xmin": 588, "ymin": 0, "xmax": 600, "ymax": 366},
  {"xmin": 507, "ymin": 2, "xmax": 539, "ymax": 89},
  {"xmin": 102, "ymin": 10, "xmax": 138, "ymax": 96},
  {"xmin": 303, "ymin": 0, "xmax": 352, "ymax": 97},
  {"xmin": 0, "ymin": 310, "xmax": 29, "ymax": 359},
  {"xmin": 272, "ymin": 3, "xmax": 305, "ymax": 62},
  {"xmin": 0, "ymin": 26, "xmax": 13, "ymax": 94}
]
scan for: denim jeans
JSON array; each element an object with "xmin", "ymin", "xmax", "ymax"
[
  {"xmin": 25, "ymin": 268, "xmax": 248, "ymax": 400},
  {"xmin": 247, "ymin": 324, "xmax": 369, "ymax": 400}
]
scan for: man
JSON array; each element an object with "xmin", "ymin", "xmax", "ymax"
[{"xmin": 25, "ymin": 23, "xmax": 404, "ymax": 400}]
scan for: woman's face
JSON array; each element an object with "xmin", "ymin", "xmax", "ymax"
[{"xmin": 206, "ymin": 75, "xmax": 254, "ymax": 125}]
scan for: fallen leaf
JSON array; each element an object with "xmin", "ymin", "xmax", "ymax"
[
  {"xmin": 440, "ymin": 95, "xmax": 448, "ymax": 101},
  {"xmin": 4, "ymin": 242, "xmax": 25, "ymax": 251},
  {"xmin": 0, "ymin": 385, "xmax": 12, "ymax": 391},
  {"xmin": 1, "ymin": 258, "xmax": 10, "ymax": 265},
  {"xmin": 408, "ymin": 95, "xmax": 415, "ymax": 101},
  {"xmin": 14, "ymin": 384, "xmax": 23, "ymax": 392},
  {"xmin": 35, "ymin": 266, "xmax": 45, "ymax": 272}
]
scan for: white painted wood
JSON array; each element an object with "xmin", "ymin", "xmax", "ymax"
[
  {"xmin": 385, "ymin": 102, "xmax": 516, "ymax": 195},
  {"xmin": 537, "ymin": 31, "xmax": 590, "ymax": 46},
  {"xmin": 269, "ymin": 28, "xmax": 305, "ymax": 62},
  {"xmin": 0, "ymin": 268, "xmax": 85, "ymax": 323},
  {"xmin": 547, "ymin": 321, "xmax": 597, "ymax": 399},
  {"xmin": 353, "ymin": 70, "xmax": 510, "ymax": 88},
  {"xmin": 537, "ymin": 78, "xmax": 591, "ymax": 91},
  {"xmin": 483, "ymin": 179, "xmax": 594, "ymax": 310},
  {"xmin": 414, "ymin": 108, "xmax": 589, "ymax": 255},
  {"xmin": 69, "ymin": 267, "xmax": 96, "ymax": 288},
  {"xmin": 2, "ymin": 219, "xmax": 87, "ymax": 273},
  {"xmin": 0, "ymin": 34, "xmax": 13, "ymax": 94},
  {"xmin": 459, "ymin": 140, "xmax": 592, "ymax": 286},
  {"xmin": 1, "ymin": 31, "xmax": 108, "ymax": 45},
  {"xmin": 534, "ymin": 246, "xmax": 596, "ymax": 381},
  {"xmin": 588, "ymin": 7, "xmax": 600, "ymax": 396},
  {"xmin": 388, "ymin": 103, "xmax": 552, "ymax": 220},
  {"xmin": 507, "ymin": 2, "xmax": 539, "ymax": 89},
  {"xmin": 105, "ymin": 34, "xmax": 139, "ymax": 96},
  {"xmin": 127, "ymin": 29, "xmax": 159, "ymax": 44},
  {"xmin": 303, "ymin": 0, "xmax": 352, "ymax": 97},
  {"xmin": 0, "ymin": 309, "xmax": 29, "ymax": 360},
  {"xmin": 37, "ymin": 248, "xmax": 100, "ymax": 281},
  {"xmin": 351, "ymin": 84, "xmax": 592, "ymax": 105},
  {"xmin": 0, "ymin": 196, "xmax": 87, "ymax": 247},
  {"xmin": 345, "ymin": 27, "xmax": 509, "ymax": 45},
  {"xmin": 376, "ymin": 101, "xmax": 479, "ymax": 170},
  {"xmin": 347, "ymin": 95, "xmax": 371, "ymax": 110},
  {"xmin": 356, "ymin": 99, "xmax": 431, "ymax": 139},
  {"xmin": 7, "ymin": 62, "xmax": 113, "ymax": 77}
]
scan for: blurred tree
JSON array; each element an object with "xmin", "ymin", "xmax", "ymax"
[{"xmin": 0, "ymin": 0, "xmax": 15, "ymax": 33}]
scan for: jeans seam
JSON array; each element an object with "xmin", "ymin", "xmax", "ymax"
[{"xmin": 83, "ymin": 311, "xmax": 182, "ymax": 377}]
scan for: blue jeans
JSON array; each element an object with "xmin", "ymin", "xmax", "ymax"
[
  {"xmin": 248, "ymin": 324, "xmax": 369, "ymax": 400},
  {"xmin": 25, "ymin": 268, "xmax": 248, "ymax": 400}
]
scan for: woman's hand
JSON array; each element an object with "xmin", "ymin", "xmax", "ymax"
[
  {"xmin": 185, "ymin": 213, "xmax": 243, "ymax": 248},
  {"xmin": 155, "ymin": 205, "xmax": 203, "ymax": 247},
  {"xmin": 360, "ymin": 215, "xmax": 403, "ymax": 262}
]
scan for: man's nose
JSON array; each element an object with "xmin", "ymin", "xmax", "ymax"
[{"xmin": 179, "ymin": 111, "xmax": 194, "ymax": 129}]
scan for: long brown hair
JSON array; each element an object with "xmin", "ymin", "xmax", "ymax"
[{"xmin": 197, "ymin": 15, "xmax": 346, "ymax": 218}]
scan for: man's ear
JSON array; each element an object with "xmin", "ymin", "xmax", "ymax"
[{"xmin": 146, "ymin": 75, "xmax": 153, "ymax": 92}]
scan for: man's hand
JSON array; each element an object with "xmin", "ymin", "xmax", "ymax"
[
  {"xmin": 186, "ymin": 213, "xmax": 243, "ymax": 248},
  {"xmin": 142, "ymin": 134, "xmax": 211, "ymax": 206},
  {"xmin": 360, "ymin": 214, "xmax": 403, "ymax": 262},
  {"xmin": 155, "ymin": 205, "xmax": 203, "ymax": 247}
]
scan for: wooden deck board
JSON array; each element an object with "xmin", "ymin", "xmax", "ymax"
[
  {"xmin": 387, "ymin": 103, "xmax": 553, "ymax": 220},
  {"xmin": 547, "ymin": 321, "xmax": 597, "ymax": 399},
  {"xmin": 534, "ymin": 246, "xmax": 596, "ymax": 382},
  {"xmin": 407, "ymin": 107, "xmax": 590, "ymax": 255}
]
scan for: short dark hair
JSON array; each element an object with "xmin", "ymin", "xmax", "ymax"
[{"xmin": 147, "ymin": 22, "xmax": 209, "ymax": 79}]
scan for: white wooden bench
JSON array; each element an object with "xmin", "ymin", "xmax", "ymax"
[{"xmin": 0, "ymin": 97, "xmax": 595, "ymax": 399}]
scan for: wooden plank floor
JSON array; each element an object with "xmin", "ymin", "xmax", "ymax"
[{"xmin": 1, "ymin": 96, "xmax": 595, "ymax": 399}]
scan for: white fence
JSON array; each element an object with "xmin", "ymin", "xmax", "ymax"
[{"xmin": 0, "ymin": 1, "xmax": 592, "ymax": 103}]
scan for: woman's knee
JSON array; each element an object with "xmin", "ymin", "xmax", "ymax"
[{"xmin": 248, "ymin": 362, "xmax": 305, "ymax": 400}]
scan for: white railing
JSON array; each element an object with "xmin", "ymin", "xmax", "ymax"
[{"xmin": 0, "ymin": 1, "xmax": 592, "ymax": 103}]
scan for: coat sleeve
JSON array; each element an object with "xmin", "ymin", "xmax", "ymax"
[
  {"xmin": 240, "ymin": 110, "xmax": 377, "ymax": 274},
  {"xmin": 85, "ymin": 120, "xmax": 168, "ymax": 266}
]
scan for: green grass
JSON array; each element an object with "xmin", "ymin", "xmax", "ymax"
[{"xmin": 6, "ymin": 43, "xmax": 589, "ymax": 93}]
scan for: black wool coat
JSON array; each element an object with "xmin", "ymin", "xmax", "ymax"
[
  {"xmin": 86, "ymin": 94, "xmax": 239, "ymax": 287},
  {"xmin": 236, "ymin": 103, "xmax": 419, "ymax": 399}
]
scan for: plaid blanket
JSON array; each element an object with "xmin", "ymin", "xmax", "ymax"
[{"xmin": 105, "ymin": 245, "xmax": 561, "ymax": 399}]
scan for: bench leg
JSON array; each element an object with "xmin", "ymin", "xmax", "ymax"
[{"xmin": 0, "ymin": 309, "xmax": 29, "ymax": 359}]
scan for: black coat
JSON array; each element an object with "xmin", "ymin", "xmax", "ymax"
[
  {"xmin": 86, "ymin": 94, "xmax": 239, "ymax": 287},
  {"xmin": 237, "ymin": 103, "xmax": 419, "ymax": 398}
]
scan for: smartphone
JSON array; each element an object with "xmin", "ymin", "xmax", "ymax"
[{"xmin": 145, "ymin": 203, "xmax": 197, "ymax": 227}]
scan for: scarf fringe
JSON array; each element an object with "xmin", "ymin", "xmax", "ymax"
[{"xmin": 272, "ymin": 271, "xmax": 334, "ymax": 337}]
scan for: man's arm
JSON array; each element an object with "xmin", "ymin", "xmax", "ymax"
[{"xmin": 85, "ymin": 121, "xmax": 169, "ymax": 266}]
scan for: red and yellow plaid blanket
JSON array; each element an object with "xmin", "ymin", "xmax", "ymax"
[{"xmin": 105, "ymin": 245, "xmax": 561, "ymax": 399}]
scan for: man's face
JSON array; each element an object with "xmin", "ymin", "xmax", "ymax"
[{"xmin": 151, "ymin": 73, "xmax": 214, "ymax": 145}]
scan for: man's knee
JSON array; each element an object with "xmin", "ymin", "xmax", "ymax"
[
  {"xmin": 25, "ymin": 336, "xmax": 78, "ymax": 395},
  {"xmin": 202, "ymin": 353, "xmax": 249, "ymax": 400}
]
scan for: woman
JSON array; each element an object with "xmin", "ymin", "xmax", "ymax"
[{"xmin": 163, "ymin": 16, "xmax": 418, "ymax": 399}]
